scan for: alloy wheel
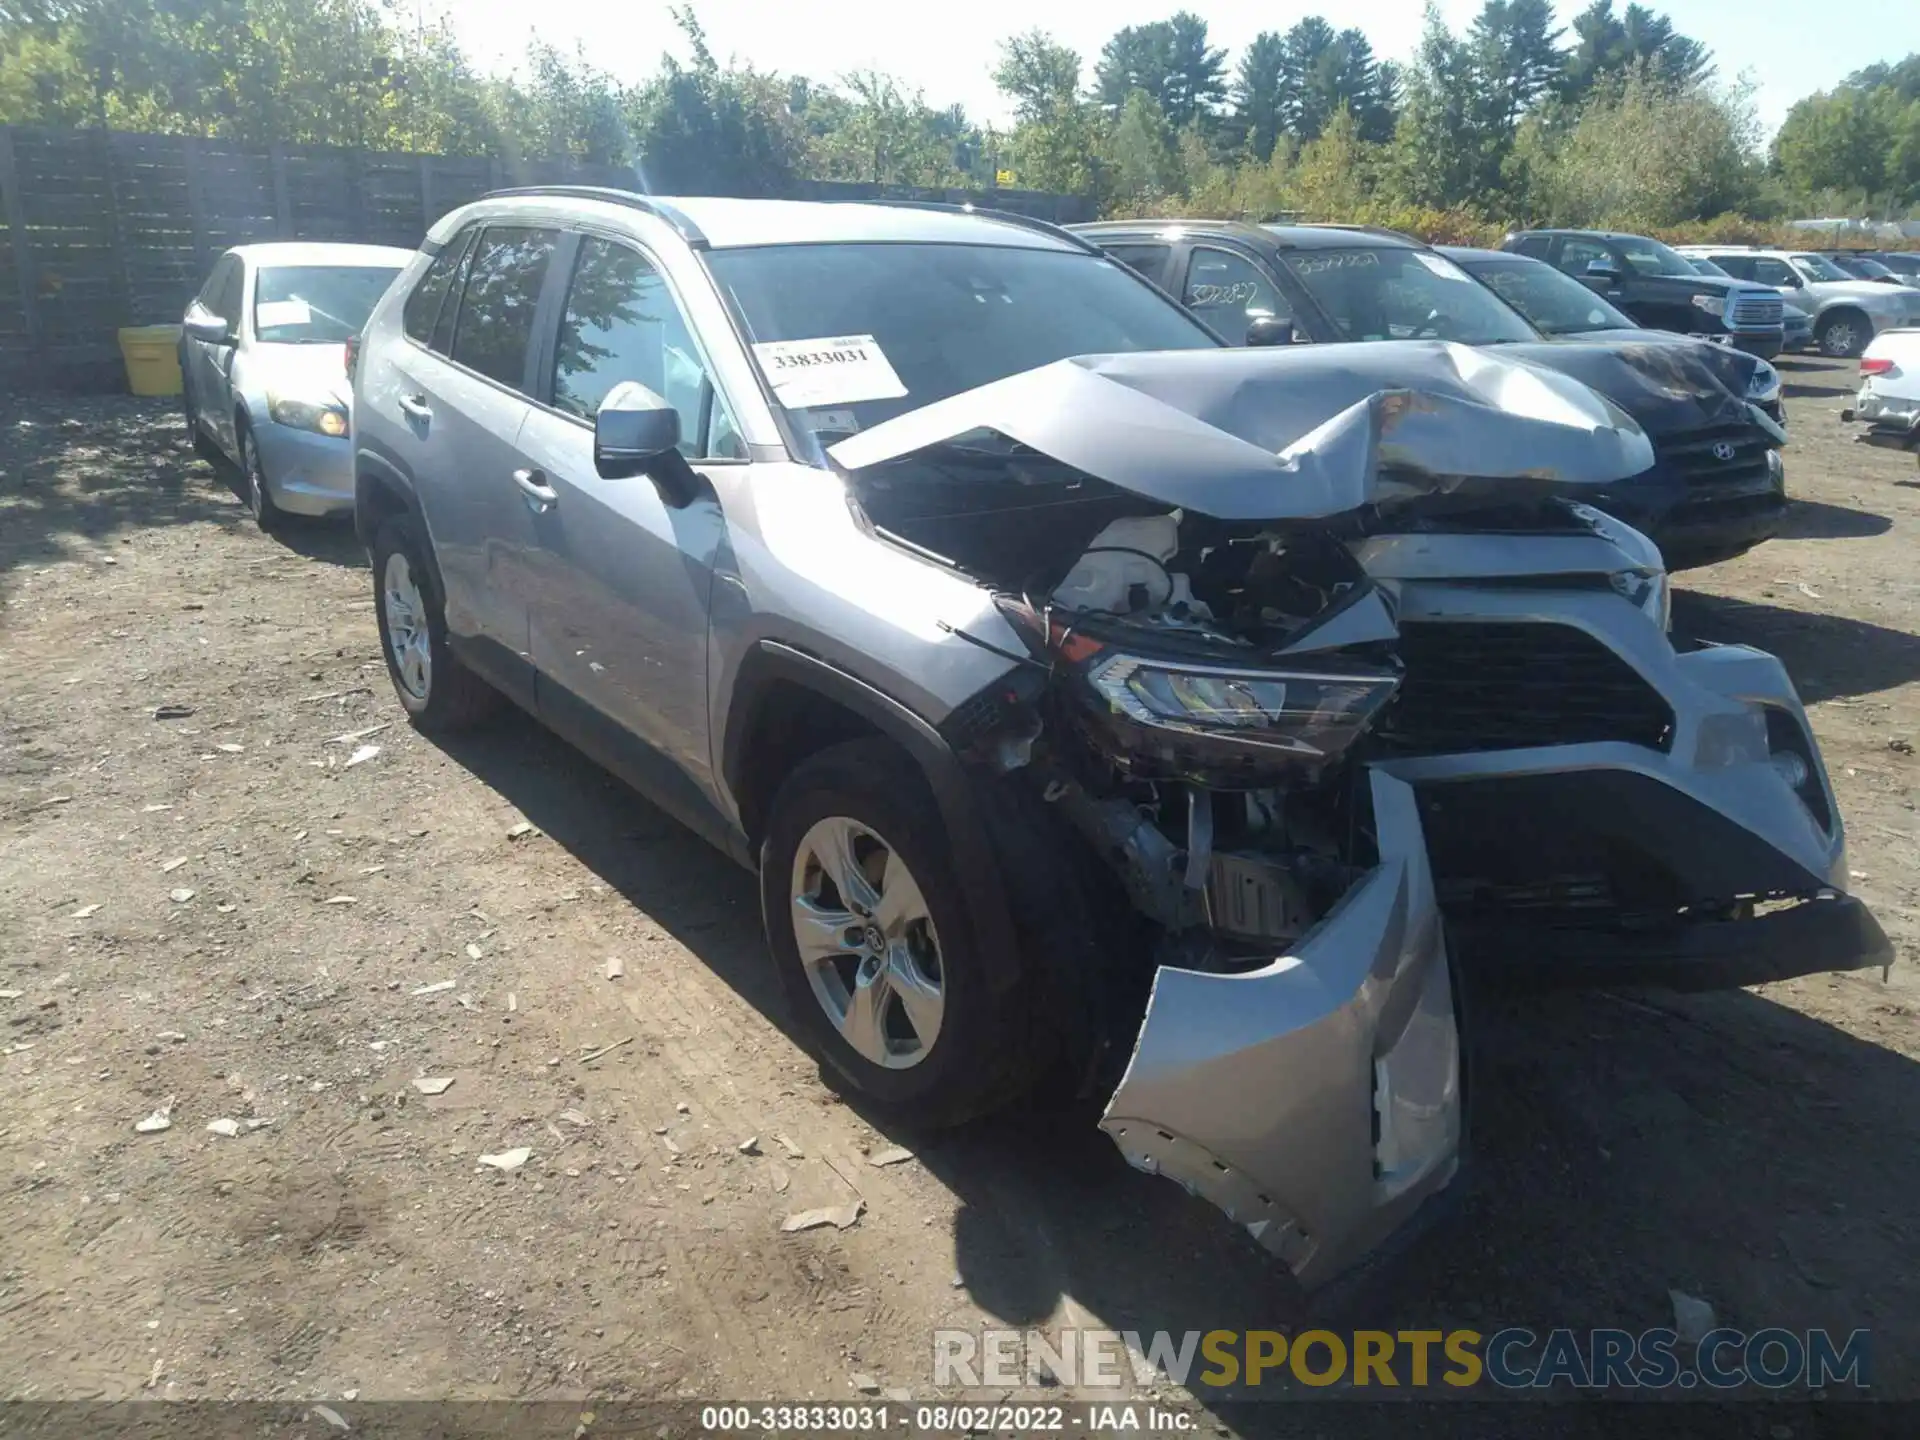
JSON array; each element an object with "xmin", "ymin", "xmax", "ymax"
[
  {"xmin": 1822, "ymin": 320, "xmax": 1858, "ymax": 358},
  {"xmin": 789, "ymin": 816, "xmax": 945, "ymax": 1070},
  {"xmin": 382, "ymin": 550, "xmax": 432, "ymax": 701}
]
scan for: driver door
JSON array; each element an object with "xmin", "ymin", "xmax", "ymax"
[{"xmin": 1178, "ymin": 246, "xmax": 1299, "ymax": 346}]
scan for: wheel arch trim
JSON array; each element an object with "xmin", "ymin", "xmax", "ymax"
[{"xmin": 724, "ymin": 640, "xmax": 1024, "ymax": 996}]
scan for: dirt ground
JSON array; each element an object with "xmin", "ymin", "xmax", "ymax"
[{"xmin": 2, "ymin": 357, "xmax": 1918, "ymax": 1417}]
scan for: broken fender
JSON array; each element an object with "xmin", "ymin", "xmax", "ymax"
[
  {"xmin": 828, "ymin": 343, "xmax": 1656, "ymax": 521},
  {"xmin": 1100, "ymin": 771, "xmax": 1460, "ymax": 1289}
]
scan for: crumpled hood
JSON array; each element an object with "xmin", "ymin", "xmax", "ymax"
[
  {"xmin": 248, "ymin": 343, "xmax": 349, "ymax": 406},
  {"xmin": 1498, "ymin": 335, "xmax": 1757, "ymax": 434},
  {"xmin": 828, "ymin": 342, "xmax": 1655, "ymax": 522}
]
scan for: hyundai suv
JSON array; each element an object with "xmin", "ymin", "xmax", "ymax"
[{"xmin": 352, "ymin": 189, "xmax": 1886, "ymax": 1289}]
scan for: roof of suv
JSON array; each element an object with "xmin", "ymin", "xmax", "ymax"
[
  {"xmin": 1073, "ymin": 219, "xmax": 1422, "ymax": 251},
  {"xmin": 439, "ymin": 190, "xmax": 1089, "ymax": 253}
]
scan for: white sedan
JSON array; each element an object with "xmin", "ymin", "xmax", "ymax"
[{"xmin": 179, "ymin": 242, "xmax": 411, "ymax": 529}]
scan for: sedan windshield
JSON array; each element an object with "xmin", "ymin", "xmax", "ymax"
[
  {"xmin": 704, "ymin": 243, "xmax": 1217, "ymax": 443},
  {"xmin": 1614, "ymin": 235, "xmax": 1700, "ymax": 278},
  {"xmin": 1463, "ymin": 258, "xmax": 1636, "ymax": 336},
  {"xmin": 254, "ymin": 265, "xmax": 402, "ymax": 344},
  {"xmin": 1277, "ymin": 246, "xmax": 1538, "ymax": 345},
  {"xmin": 1791, "ymin": 254, "xmax": 1853, "ymax": 283}
]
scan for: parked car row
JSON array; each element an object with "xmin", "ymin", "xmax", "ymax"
[
  {"xmin": 1674, "ymin": 245, "xmax": 1920, "ymax": 359},
  {"xmin": 1076, "ymin": 218, "xmax": 1787, "ymax": 569},
  {"xmin": 173, "ymin": 194, "xmax": 1889, "ymax": 1292}
]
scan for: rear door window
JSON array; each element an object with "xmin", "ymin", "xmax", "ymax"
[
  {"xmin": 1751, "ymin": 257, "xmax": 1797, "ymax": 286},
  {"xmin": 1513, "ymin": 234, "xmax": 1552, "ymax": 259},
  {"xmin": 404, "ymin": 229, "xmax": 475, "ymax": 347},
  {"xmin": 449, "ymin": 226, "xmax": 559, "ymax": 392},
  {"xmin": 1101, "ymin": 243, "xmax": 1173, "ymax": 286}
]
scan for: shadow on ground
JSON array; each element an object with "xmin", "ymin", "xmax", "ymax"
[
  {"xmin": 1672, "ymin": 590, "xmax": 1920, "ymax": 703},
  {"xmin": 1782, "ymin": 380, "xmax": 1854, "ymax": 401},
  {"xmin": 0, "ymin": 394, "xmax": 362, "ymax": 593},
  {"xmin": 432, "ymin": 707, "xmax": 1920, "ymax": 1405},
  {"xmin": 1776, "ymin": 498, "xmax": 1893, "ymax": 542}
]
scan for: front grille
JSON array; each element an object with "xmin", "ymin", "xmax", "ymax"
[
  {"xmin": 1658, "ymin": 422, "xmax": 1774, "ymax": 493},
  {"xmin": 1376, "ymin": 621, "xmax": 1675, "ymax": 756},
  {"xmin": 1730, "ymin": 293, "xmax": 1783, "ymax": 328}
]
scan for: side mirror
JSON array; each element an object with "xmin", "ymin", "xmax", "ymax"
[
  {"xmin": 1245, "ymin": 315, "xmax": 1295, "ymax": 347},
  {"xmin": 594, "ymin": 381, "xmax": 701, "ymax": 506},
  {"xmin": 184, "ymin": 304, "xmax": 234, "ymax": 346},
  {"xmin": 594, "ymin": 381, "xmax": 682, "ymax": 479},
  {"xmin": 1581, "ymin": 259, "xmax": 1623, "ymax": 289}
]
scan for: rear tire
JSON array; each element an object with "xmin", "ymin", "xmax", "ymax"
[
  {"xmin": 1817, "ymin": 310, "xmax": 1868, "ymax": 359},
  {"xmin": 181, "ymin": 376, "xmax": 221, "ymax": 466},
  {"xmin": 370, "ymin": 514, "xmax": 500, "ymax": 732},
  {"xmin": 760, "ymin": 740, "xmax": 1038, "ymax": 1128}
]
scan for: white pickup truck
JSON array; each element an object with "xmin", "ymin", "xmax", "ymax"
[{"xmin": 1845, "ymin": 327, "xmax": 1920, "ymax": 465}]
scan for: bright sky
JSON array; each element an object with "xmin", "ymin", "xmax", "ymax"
[{"xmin": 439, "ymin": 0, "xmax": 1916, "ymax": 138}]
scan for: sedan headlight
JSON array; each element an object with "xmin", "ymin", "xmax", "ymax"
[
  {"xmin": 267, "ymin": 392, "xmax": 349, "ymax": 438},
  {"xmin": 1078, "ymin": 650, "xmax": 1402, "ymax": 782},
  {"xmin": 1689, "ymin": 293, "xmax": 1726, "ymax": 319},
  {"xmin": 1746, "ymin": 359, "xmax": 1781, "ymax": 406}
]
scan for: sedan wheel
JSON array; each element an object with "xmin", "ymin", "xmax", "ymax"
[
  {"xmin": 789, "ymin": 816, "xmax": 945, "ymax": 1070},
  {"xmin": 238, "ymin": 427, "xmax": 283, "ymax": 530},
  {"xmin": 381, "ymin": 550, "xmax": 433, "ymax": 702}
]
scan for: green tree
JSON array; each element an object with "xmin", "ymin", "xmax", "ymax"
[
  {"xmin": 1109, "ymin": 87, "xmax": 1180, "ymax": 204},
  {"xmin": 991, "ymin": 29, "xmax": 1080, "ymax": 125},
  {"xmin": 1094, "ymin": 12, "xmax": 1223, "ymax": 128},
  {"xmin": 1392, "ymin": 5, "xmax": 1499, "ymax": 208},
  {"xmin": 1230, "ymin": 31, "xmax": 1286, "ymax": 161},
  {"xmin": 1469, "ymin": 0, "xmax": 1565, "ymax": 133},
  {"xmin": 1563, "ymin": 1, "xmax": 1711, "ymax": 99}
]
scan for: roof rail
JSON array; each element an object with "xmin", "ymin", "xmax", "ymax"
[
  {"xmin": 480, "ymin": 186, "xmax": 707, "ymax": 246},
  {"xmin": 1306, "ymin": 221, "xmax": 1422, "ymax": 245},
  {"xmin": 832, "ymin": 196, "xmax": 1106, "ymax": 255}
]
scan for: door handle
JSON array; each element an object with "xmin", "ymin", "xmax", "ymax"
[
  {"xmin": 513, "ymin": 467, "xmax": 559, "ymax": 509},
  {"xmin": 398, "ymin": 393, "xmax": 432, "ymax": 420}
]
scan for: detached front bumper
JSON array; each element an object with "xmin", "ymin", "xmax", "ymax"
[
  {"xmin": 250, "ymin": 421, "xmax": 354, "ymax": 517},
  {"xmin": 1101, "ymin": 772, "xmax": 1462, "ymax": 1290}
]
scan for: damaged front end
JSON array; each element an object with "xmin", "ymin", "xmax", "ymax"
[{"xmin": 826, "ymin": 343, "xmax": 1886, "ymax": 1287}]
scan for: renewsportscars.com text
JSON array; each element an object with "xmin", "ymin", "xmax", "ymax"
[{"xmin": 931, "ymin": 1326, "xmax": 1871, "ymax": 1391}]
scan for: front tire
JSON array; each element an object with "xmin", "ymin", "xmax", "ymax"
[
  {"xmin": 1817, "ymin": 310, "xmax": 1868, "ymax": 359},
  {"xmin": 236, "ymin": 422, "xmax": 286, "ymax": 532},
  {"xmin": 370, "ymin": 514, "xmax": 500, "ymax": 732},
  {"xmin": 760, "ymin": 740, "xmax": 1037, "ymax": 1127}
]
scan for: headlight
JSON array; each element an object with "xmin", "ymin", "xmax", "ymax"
[
  {"xmin": 1689, "ymin": 293, "xmax": 1726, "ymax": 319},
  {"xmin": 1077, "ymin": 651, "xmax": 1401, "ymax": 781},
  {"xmin": 267, "ymin": 392, "xmax": 349, "ymax": 437},
  {"xmin": 1746, "ymin": 359, "xmax": 1781, "ymax": 405},
  {"xmin": 1610, "ymin": 567, "xmax": 1670, "ymax": 631}
]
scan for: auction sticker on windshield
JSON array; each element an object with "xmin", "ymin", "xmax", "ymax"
[
  {"xmin": 256, "ymin": 299, "xmax": 313, "ymax": 328},
  {"xmin": 752, "ymin": 335, "xmax": 907, "ymax": 409}
]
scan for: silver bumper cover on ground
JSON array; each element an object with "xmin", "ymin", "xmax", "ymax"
[{"xmin": 1100, "ymin": 772, "xmax": 1462, "ymax": 1290}]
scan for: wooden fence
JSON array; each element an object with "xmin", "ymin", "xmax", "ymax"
[{"xmin": 0, "ymin": 125, "xmax": 1095, "ymax": 387}]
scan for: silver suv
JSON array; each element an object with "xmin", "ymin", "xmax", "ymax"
[{"xmin": 352, "ymin": 188, "xmax": 1886, "ymax": 1288}]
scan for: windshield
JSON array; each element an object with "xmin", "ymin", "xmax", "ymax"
[
  {"xmin": 1791, "ymin": 253, "xmax": 1852, "ymax": 283},
  {"xmin": 1686, "ymin": 255, "xmax": 1732, "ymax": 278},
  {"xmin": 1465, "ymin": 259, "xmax": 1636, "ymax": 336},
  {"xmin": 704, "ymin": 243, "xmax": 1217, "ymax": 443},
  {"xmin": 1278, "ymin": 246, "xmax": 1538, "ymax": 345},
  {"xmin": 253, "ymin": 265, "xmax": 402, "ymax": 344},
  {"xmin": 1614, "ymin": 235, "xmax": 1699, "ymax": 278}
]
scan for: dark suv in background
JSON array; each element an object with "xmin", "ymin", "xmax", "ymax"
[
  {"xmin": 1074, "ymin": 219, "xmax": 1786, "ymax": 569},
  {"xmin": 1502, "ymin": 229, "xmax": 1785, "ymax": 358}
]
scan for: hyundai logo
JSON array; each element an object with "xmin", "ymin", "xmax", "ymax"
[{"xmin": 1711, "ymin": 441, "xmax": 1738, "ymax": 462}]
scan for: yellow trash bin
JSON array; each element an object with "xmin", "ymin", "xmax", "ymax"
[{"xmin": 118, "ymin": 324, "xmax": 185, "ymax": 397}]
